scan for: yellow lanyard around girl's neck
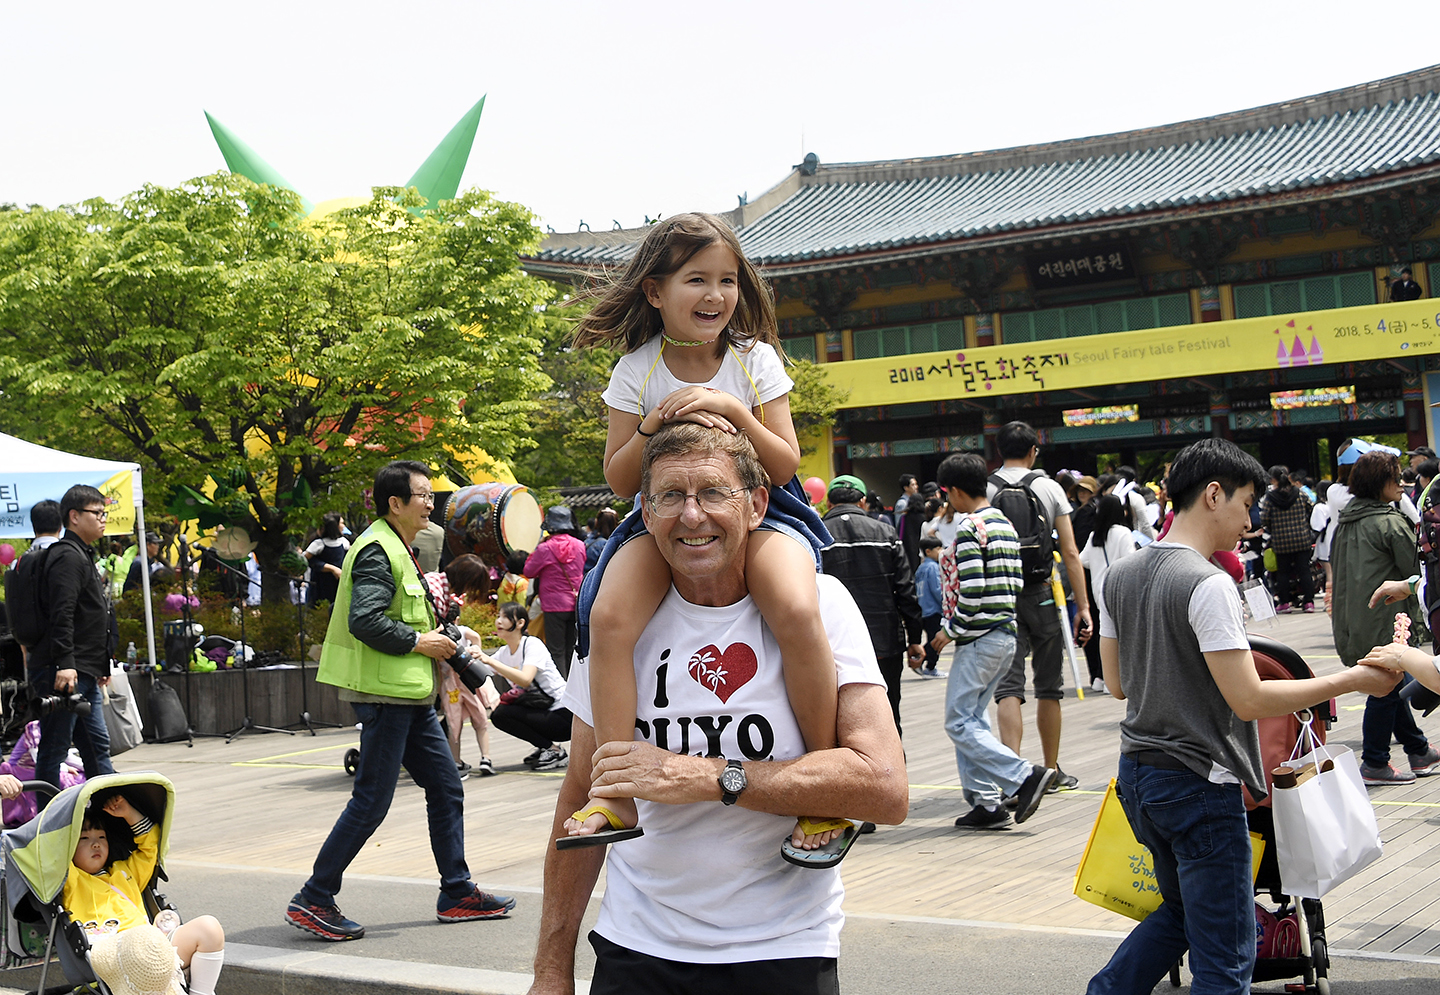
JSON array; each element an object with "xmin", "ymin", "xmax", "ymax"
[{"xmin": 635, "ymin": 338, "xmax": 766, "ymax": 424}]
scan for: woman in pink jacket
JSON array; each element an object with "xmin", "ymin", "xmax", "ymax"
[{"xmin": 524, "ymin": 506, "xmax": 586, "ymax": 678}]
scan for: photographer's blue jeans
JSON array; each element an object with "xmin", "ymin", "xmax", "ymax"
[
  {"xmin": 1087, "ymin": 755, "xmax": 1255, "ymax": 995},
  {"xmin": 301, "ymin": 701, "xmax": 471, "ymax": 909},
  {"xmin": 32, "ymin": 669, "xmax": 113, "ymax": 792}
]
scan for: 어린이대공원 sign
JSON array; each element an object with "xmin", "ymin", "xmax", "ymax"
[{"xmin": 824, "ymin": 299, "xmax": 1440, "ymax": 409}]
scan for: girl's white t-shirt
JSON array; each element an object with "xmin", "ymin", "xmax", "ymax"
[
  {"xmin": 562, "ymin": 574, "xmax": 882, "ymax": 963},
  {"xmin": 1080, "ymin": 524, "xmax": 1136, "ymax": 614},
  {"xmin": 492, "ymin": 635, "xmax": 567, "ymax": 709},
  {"xmin": 304, "ymin": 537, "xmax": 350, "ymax": 557},
  {"xmin": 602, "ymin": 337, "xmax": 793, "ymax": 417}
]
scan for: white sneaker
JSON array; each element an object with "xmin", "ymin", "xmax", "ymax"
[
  {"xmin": 534, "ymin": 746, "xmax": 569, "ymax": 770},
  {"xmin": 1090, "ymin": 678, "xmax": 1108, "ymax": 694}
]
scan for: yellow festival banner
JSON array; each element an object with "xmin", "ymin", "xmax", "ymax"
[
  {"xmin": 824, "ymin": 299, "xmax": 1440, "ymax": 408},
  {"xmin": 99, "ymin": 469, "xmax": 138, "ymax": 537}
]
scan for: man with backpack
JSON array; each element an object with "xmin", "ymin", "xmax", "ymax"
[
  {"xmin": 22, "ymin": 485, "xmax": 116, "ymax": 792},
  {"xmin": 986, "ymin": 421, "xmax": 1091, "ymax": 793}
]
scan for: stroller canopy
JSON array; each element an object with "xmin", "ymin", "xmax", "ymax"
[{"xmin": 3, "ymin": 772, "xmax": 174, "ymax": 906}]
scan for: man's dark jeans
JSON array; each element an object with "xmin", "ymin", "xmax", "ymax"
[
  {"xmin": 1087, "ymin": 756, "xmax": 1255, "ymax": 995},
  {"xmin": 301, "ymin": 701, "xmax": 472, "ymax": 909},
  {"xmin": 31, "ymin": 669, "xmax": 113, "ymax": 790},
  {"xmin": 1361, "ymin": 674, "xmax": 1430, "ymax": 768}
]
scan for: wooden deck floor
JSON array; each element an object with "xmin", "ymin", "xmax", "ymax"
[{"xmin": 126, "ymin": 607, "xmax": 1440, "ymax": 959}]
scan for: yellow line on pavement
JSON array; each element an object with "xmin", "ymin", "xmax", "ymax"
[
  {"xmin": 231, "ymin": 742, "xmax": 357, "ymax": 765},
  {"xmin": 909, "ymin": 783, "xmax": 1104, "ymax": 795}
]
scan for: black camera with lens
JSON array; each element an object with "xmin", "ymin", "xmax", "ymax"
[
  {"xmin": 35, "ymin": 693, "xmax": 92, "ymax": 718},
  {"xmin": 438, "ymin": 622, "xmax": 490, "ymax": 694}
]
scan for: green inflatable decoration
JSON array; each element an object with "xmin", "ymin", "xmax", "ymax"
[{"xmin": 205, "ymin": 97, "xmax": 486, "ymax": 214}]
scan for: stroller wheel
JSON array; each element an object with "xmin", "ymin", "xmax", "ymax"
[
  {"xmin": 344, "ymin": 748, "xmax": 359, "ymax": 776},
  {"xmin": 1312, "ymin": 937, "xmax": 1329, "ymax": 994}
]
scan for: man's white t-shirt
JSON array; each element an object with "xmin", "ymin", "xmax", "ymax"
[
  {"xmin": 601, "ymin": 338, "xmax": 793, "ymax": 418},
  {"xmin": 562, "ymin": 574, "xmax": 883, "ymax": 963}
]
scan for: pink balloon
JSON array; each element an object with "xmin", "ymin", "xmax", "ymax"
[
  {"xmin": 802, "ymin": 476, "xmax": 827, "ymax": 506},
  {"xmin": 0, "ymin": 544, "xmax": 14, "ymax": 567}
]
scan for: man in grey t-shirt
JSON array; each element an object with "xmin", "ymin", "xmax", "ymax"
[
  {"xmin": 985, "ymin": 421, "xmax": 1090, "ymax": 790},
  {"xmin": 1087, "ymin": 439, "xmax": 1397, "ymax": 995}
]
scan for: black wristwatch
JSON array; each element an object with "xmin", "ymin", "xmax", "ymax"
[{"xmin": 718, "ymin": 759, "xmax": 747, "ymax": 805}]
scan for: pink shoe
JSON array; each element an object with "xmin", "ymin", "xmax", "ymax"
[
  {"xmin": 1275, "ymin": 603, "xmax": 1292, "ymax": 614},
  {"xmin": 1302, "ymin": 602, "xmax": 1315, "ymax": 614}
]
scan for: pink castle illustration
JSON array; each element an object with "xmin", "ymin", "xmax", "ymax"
[{"xmin": 1275, "ymin": 320, "xmax": 1323, "ymax": 368}]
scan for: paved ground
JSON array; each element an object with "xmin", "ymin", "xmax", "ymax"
[{"xmin": 4, "ymin": 605, "xmax": 1440, "ymax": 992}]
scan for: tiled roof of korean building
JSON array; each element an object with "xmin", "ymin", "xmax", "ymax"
[{"xmin": 528, "ymin": 67, "xmax": 1440, "ymax": 275}]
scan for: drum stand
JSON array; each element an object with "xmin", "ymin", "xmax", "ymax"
[
  {"xmin": 285, "ymin": 598, "xmax": 342, "ymax": 735},
  {"xmin": 208, "ymin": 558, "xmax": 293, "ymax": 743}
]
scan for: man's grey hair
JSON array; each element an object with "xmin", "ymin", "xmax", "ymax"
[{"xmin": 639, "ymin": 423, "xmax": 771, "ymax": 495}]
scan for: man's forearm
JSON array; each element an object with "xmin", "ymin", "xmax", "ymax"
[
  {"xmin": 531, "ymin": 726, "xmax": 605, "ymax": 995},
  {"xmin": 591, "ymin": 684, "xmax": 909, "ymax": 826}
]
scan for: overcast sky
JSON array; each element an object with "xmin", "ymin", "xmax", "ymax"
[{"xmin": 4, "ymin": 1, "xmax": 1437, "ymax": 235}]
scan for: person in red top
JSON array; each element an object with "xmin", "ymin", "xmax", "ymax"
[{"xmin": 525, "ymin": 507, "xmax": 586, "ymax": 678}]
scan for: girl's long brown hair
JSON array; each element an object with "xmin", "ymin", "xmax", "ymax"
[{"xmin": 571, "ymin": 212, "xmax": 778, "ymax": 359}]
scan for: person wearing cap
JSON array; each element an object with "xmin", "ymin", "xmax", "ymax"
[
  {"xmin": 525, "ymin": 506, "xmax": 587, "ymax": 679},
  {"xmin": 1390, "ymin": 267, "xmax": 1423, "ymax": 302},
  {"xmin": 122, "ymin": 532, "xmax": 165, "ymax": 595},
  {"xmin": 820, "ymin": 474, "xmax": 924, "ymax": 735},
  {"xmin": 1407, "ymin": 447, "xmax": 1438, "ymax": 505}
]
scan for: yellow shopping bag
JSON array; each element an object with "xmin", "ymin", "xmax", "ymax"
[{"xmin": 1073, "ymin": 778, "xmax": 1264, "ymax": 922}]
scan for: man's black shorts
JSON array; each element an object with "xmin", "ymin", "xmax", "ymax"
[{"xmin": 588, "ymin": 930, "xmax": 840, "ymax": 995}]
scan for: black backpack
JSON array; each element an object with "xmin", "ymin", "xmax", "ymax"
[
  {"xmin": 145, "ymin": 678, "xmax": 190, "ymax": 743},
  {"xmin": 2, "ymin": 545, "xmax": 53, "ymax": 648},
  {"xmin": 989, "ymin": 471, "xmax": 1057, "ymax": 585}
]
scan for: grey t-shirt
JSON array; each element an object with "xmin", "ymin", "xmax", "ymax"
[
  {"xmin": 986, "ymin": 466, "xmax": 1073, "ymax": 528},
  {"xmin": 1101, "ymin": 541, "xmax": 1266, "ymax": 797}
]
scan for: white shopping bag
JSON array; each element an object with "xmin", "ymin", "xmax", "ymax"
[{"xmin": 1271, "ymin": 716, "xmax": 1382, "ymax": 899}]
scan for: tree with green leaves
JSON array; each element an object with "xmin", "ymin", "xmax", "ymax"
[{"xmin": 0, "ymin": 174, "xmax": 553, "ymax": 599}]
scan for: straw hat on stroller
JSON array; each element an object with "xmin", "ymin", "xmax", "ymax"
[{"xmin": 88, "ymin": 924, "xmax": 183, "ymax": 995}]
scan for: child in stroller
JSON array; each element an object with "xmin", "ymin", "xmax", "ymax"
[{"xmin": 64, "ymin": 789, "xmax": 224, "ymax": 994}]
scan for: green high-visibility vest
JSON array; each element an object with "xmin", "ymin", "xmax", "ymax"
[{"xmin": 316, "ymin": 521, "xmax": 435, "ymax": 699}]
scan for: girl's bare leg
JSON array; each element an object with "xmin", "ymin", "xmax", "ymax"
[
  {"xmin": 173, "ymin": 915, "xmax": 225, "ymax": 995},
  {"xmin": 746, "ymin": 531, "xmax": 844, "ymax": 849},
  {"xmin": 564, "ymin": 536, "xmax": 672, "ymax": 837}
]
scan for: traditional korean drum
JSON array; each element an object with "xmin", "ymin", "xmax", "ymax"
[{"xmin": 442, "ymin": 483, "xmax": 542, "ymax": 567}]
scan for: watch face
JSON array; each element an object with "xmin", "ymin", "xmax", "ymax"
[{"xmin": 720, "ymin": 766, "xmax": 746, "ymax": 793}]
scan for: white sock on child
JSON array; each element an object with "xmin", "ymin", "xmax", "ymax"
[{"xmin": 187, "ymin": 949, "xmax": 224, "ymax": 995}]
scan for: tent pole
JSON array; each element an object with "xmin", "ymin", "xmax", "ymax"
[{"xmin": 136, "ymin": 504, "xmax": 157, "ymax": 670}]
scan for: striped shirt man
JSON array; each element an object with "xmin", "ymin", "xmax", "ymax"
[{"xmin": 939, "ymin": 506, "xmax": 1023, "ymax": 644}]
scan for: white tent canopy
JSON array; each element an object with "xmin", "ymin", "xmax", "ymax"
[{"xmin": 0, "ymin": 431, "xmax": 157, "ymax": 667}]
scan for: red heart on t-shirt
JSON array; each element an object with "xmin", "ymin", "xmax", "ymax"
[{"xmin": 686, "ymin": 643, "xmax": 758, "ymax": 703}]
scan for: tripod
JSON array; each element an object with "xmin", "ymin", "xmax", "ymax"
[
  {"xmin": 207, "ymin": 556, "xmax": 293, "ymax": 743},
  {"xmin": 285, "ymin": 596, "xmax": 342, "ymax": 735},
  {"xmin": 172, "ymin": 539, "xmax": 218, "ymax": 745}
]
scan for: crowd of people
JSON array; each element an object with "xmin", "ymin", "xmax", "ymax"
[{"xmin": 7, "ymin": 210, "xmax": 1440, "ymax": 995}]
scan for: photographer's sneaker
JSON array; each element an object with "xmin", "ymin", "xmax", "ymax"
[
  {"xmin": 523, "ymin": 748, "xmax": 544, "ymax": 767},
  {"xmin": 534, "ymin": 746, "xmax": 568, "ymax": 770},
  {"xmin": 437, "ymin": 886, "xmax": 516, "ymax": 922},
  {"xmin": 1408, "ymin": 747, "xmax": 1440, "ymax": 776},
  {"xmin": 1361, "ymin": 763, "xmax": 1416, "ymax": 785},
  {"xmin": 285, "ymin": 895, "xmax": 364, "ymax": 941}
]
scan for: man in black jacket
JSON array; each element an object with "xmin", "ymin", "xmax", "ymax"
[
  {"xmin": 821, "ymin": 474, "xmax": 924, "ymax": 736},
  {"xmin": 30, "ymin": 484, "xmax": 115, "ymax": 790}
]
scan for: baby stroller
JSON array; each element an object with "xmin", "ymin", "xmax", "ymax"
[
  {"xmin": 1168, "ymin": 633, "xmax": 1335, "ymax": 993},
  {"xmin": 1, "ymin": 772, "xmax": 178, "ymax": 995}
]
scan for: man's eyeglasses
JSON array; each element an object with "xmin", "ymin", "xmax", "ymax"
[
  {"xmin": 81, "ymin": 508, "xmax": 108, "ymax": 522},
  {"xmin": 408, "ymin": 492, "xmax": 436, "ymax": 505},
  {"xmin": 645, "ymin": 487, "xmax": 750, "ymax": 517}
]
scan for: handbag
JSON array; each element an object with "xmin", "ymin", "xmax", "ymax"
[
  {"xmin": 1074, "ymin": 778, "xmax": 1264, "ymax": 921},
  {"xmin": 102, "ymin": 669, "xmax": 144, "ymax": 755},
  {"xmin": 1271, "ymin": 715, "xmax": 1383, "ymax": 899},
  {"xmin": 499, "ymin": 683, "xmax": 554, "ymax": 710}
]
